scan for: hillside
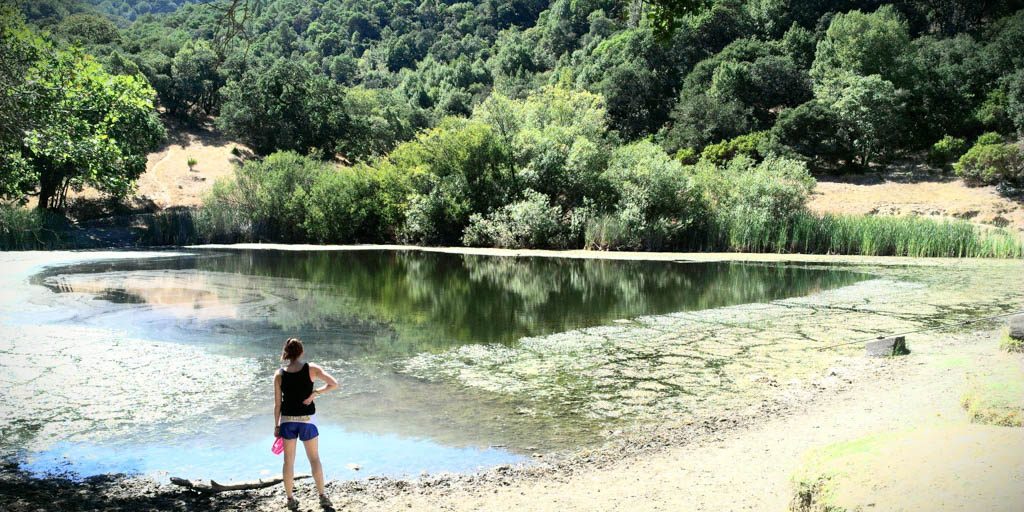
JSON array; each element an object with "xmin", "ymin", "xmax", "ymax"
[
  {"xmin": 135, "ymin": 126, "xmax": 250, "ymax": 209},
  {"xmin": 4, "ymin": 1, "xmax": 1024, "ymax": 257},
  {"xmin": 810, "ymin": 168, "xmax": 1024, "ymax": 232}
]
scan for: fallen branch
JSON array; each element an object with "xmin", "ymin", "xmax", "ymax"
[{"xmin": 170, "ymin": 474, "xmax": 312, "ymax": 493}]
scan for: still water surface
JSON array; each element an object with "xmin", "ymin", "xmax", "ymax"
[{"xmin": 4, "ymin": 250, "xmax": 868, "ymax": 481}]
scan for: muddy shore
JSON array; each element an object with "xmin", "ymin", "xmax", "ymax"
[
  {"xmin": 1, "ymin": 248, "xmax": 1021, "ymax": 511},
  {"xmin": 0, "ymin": 352, "xmax": 899, "ymax": 512}
]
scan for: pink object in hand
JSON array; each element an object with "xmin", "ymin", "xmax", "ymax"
[{"xmin": 272, "ymin": 436, "xmax": 284, "ymax": 455}]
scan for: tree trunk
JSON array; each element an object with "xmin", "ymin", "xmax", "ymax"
[
  {"xmin": 36, "ymin": 181, "xmax": 56, "ymax": 210},
  {"xmin": 36, "ymin": 168, "xmax": 64, "ymax": 210}
]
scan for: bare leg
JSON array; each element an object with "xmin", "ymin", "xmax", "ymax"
[
  {"xmin": 302, "ymin": 436, "xmax": 326, "ymax": 496},
  {"xmin": 282, "ymin": 438, "xmax": 298, "ymax": 498}
]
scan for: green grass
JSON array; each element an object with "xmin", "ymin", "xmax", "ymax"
[
  {"xmin": 1001, "ymin": 332, "xmax": 1024, "ymax": 353},
  {"xmin": 714, "ymin": 212, "xmax": 1023, "ymax": 258},
  {"xmin": 0, "ymin": 204, "xmax": 66, "ymax": 250},
  {"xmin": 139, "ymin": 205, "xmax": 257, "ymax": 246},
  {"xmin": 95, "ymin": 202, "xmax": 1024, "ymax": 258},
  {"xmin": 961, "ymin": 362, "xmax": 1024, "ymax": 427}
]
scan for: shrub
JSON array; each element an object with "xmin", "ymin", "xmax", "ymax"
[
  {"xmin": 462, "ymin": 190, "xmax": 566, "ymax": 249},
  {"xmin": 203, "ymin": 151, "xmax": 328, "ymax": 241},
  {"xmin": 674, "ymin": 147, "xmax": 699, "ymax": 165},
  {"xmin": 598, "ymin": 141, "xmax": 703, "ymax": 250},
  {"xmin": 954, "ymin": 142, "xmax": 1024, "ymax": 186},
  {"xmin": 186, "ymin": 156, "xmax": 198, "ymax": 171},
  {"xmin": 699, "ymin": 131, "xmax": 771, "ymax": 165},
  {"xmin": 394, "ymin": 119, "xmax": 514, "ymax": 245},
  {"xmin": 693, "ymin": 155, "xmax": 816, "ymax": 252},
  {"xmin": 926, "ymin": 136, "xmax": 967, "ymax": 167},
  {"xmin": 304, "ymin": 166, "xmax": 385, "ymax": 243},
  {"xmin": 975, "ymin": 132, "xmax": 1004, "ymax": 146},
  {"xmin": 1007, "ymin": 70, "xmax": 1024, "ymax": 135}
]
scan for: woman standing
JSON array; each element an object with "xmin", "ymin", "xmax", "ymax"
[{"xmin": 274, "ymin": 337, "xmax": 339, "ymax": 510}]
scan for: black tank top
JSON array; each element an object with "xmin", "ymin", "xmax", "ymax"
[{"xmin": 280, "ymin": 363, "xmax": 315, "ymax": 416}]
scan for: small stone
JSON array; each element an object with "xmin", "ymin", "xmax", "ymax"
[
  {"xmin": 1009, "ymin": 314, "xmax": 1024, "ymax": 340},
  {"xmin": 865, "ymin": 335, "xmax": 910, "ymax": 357}
]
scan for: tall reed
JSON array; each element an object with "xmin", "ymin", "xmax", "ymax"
[
  {"xmin": 0, "ymin": 205, "xmax": 65, "ymax": 250},
  {"xmin": 724, "ymin": 213, "xmax": 1023, "ymax": 258}
]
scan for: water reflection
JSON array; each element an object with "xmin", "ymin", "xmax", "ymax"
[
  {"xmin": 7, "ymin": 250, "xmax": 869, "ymax": 480},
  {"xmin": 34, "ymin": 250, "xmax": 869, "ymax": 360}
]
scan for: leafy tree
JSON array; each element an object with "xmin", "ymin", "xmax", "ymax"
[
  {"xmin": 478, "ymin": 87, "xmax": 613, "ymax": 211},
  {"xmin": 814, "ymin": 73, "xmax": 902, "ymax": 168},
  {"xmin": 900, "ymin": 34, "xmax": 989, "ymax": 144},
  {"xmin": 54, "ymin": 12, "xmax": 121, "ymax": 46},
  {"xmin": 909, "ymin": 0, "xmax": 1024, "ymax": 35},
  {"xmin": 645, "ymin": 0, "xmax": 711, "ymax": 38},
  {"xmin": 709, "ymin": 55, "xmax": 812, "ymax": 121},
  {"xmin": 810, "ymin": 6, "xmax": 910, "ymax": 83},
  {"xmin": 769, "ymin": 100, "xmax": 852, "ymax": 169},
  {"xmin": 1, "ymin": 12, "xmax": 164, "ymax": 210},
  {"xmin": 1007, "ymin": 69, "xmax": 1024, "ymax": 136},
  {"xmin": 217, "ymin": 59, "xmax": 346, "ymax": 155},
  {"xmin": 981, "ymin": 10, "xmax": 1024, "ymax": 72},
  {"xmin": 339, "ymin": 86, "xmax": 427, "ymax": 161},
  {"xmin": 396, "ymin": 118, "xmax": 515, "ymax": 244},
  {"xmin": 168, "ymin": 39, "xmax": 222, "ymax": 118},
  {"xmin": 662, "ymin": 92, "xmax": 754, "ymax": 154},
  {"xmin": 574, "ymin": 28, "xmax": 682, "ymax": 139}
]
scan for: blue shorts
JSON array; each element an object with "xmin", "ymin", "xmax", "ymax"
[{"xmin": 279, "ymin": 421, "xmax": 319, "ymax": 441}]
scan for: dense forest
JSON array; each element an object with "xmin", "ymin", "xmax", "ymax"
[{"xmin": 3, "ymin": 0, "xmax": 1024, "ymax": 256}]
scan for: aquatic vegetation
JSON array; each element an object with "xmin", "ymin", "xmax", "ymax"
[
  {"xmin": 961, "ymin": 358, "xmax": 1024, "ymax": 427},
  {"xmin": 403, "ymin": 260, "xmax": 1024, "ymax": 422},
  {"xmin": 0, "ymin": 205, "xmax": 65, "ymax": 250},
  {"xmin": 754, "ymin": 213, "xmax": 1024, "ymax": 258}
]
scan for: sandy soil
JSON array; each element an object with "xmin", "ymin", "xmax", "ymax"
[
  {"xmin": 34, "ymin": 125, "xmax": 249, "ymax": 212},
  {"xmin": 134, "ymin": 126, "xmax": 249, "ymax": 209},
  {"xmin": 809, "ymin": 167, "xmax": 1024, "ymax": 232}
]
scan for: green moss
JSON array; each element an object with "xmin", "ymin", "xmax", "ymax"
[
  {"xmin": 1000, "ymin": 332, "xmax": 1023, "ymax": 353},
  {"xmin": 938, "ymin": 356, "xmax": 968, "ymax": 368},
  {"xmin": 961, "ymin": 361, "xmax": 1024, "ymax": 427}
]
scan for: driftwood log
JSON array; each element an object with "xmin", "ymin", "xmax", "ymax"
[{"xmin": 170, "ymin": 474, "xmax": 311, "ymax": 493}]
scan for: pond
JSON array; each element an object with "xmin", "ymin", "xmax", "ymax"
[{"xmin": 0, "ymin": 249, "xmax": 870, "ymax": 482}]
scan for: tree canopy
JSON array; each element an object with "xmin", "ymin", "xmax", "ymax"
[{"xmin": 2, "ymin": 9, "xmax": 164, "ymax": 209}]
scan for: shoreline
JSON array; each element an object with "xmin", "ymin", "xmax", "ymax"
[
  {"xmin": 188, "ymin": 242, "xmax": 961, "ymax": 266},
  {"xmin": 4, "ymin": 325, "xmax": 1018, "ymax": 511},
  {"xmin": 1, "ymin": 248, "xmax": 1021, "ymax": 511}
]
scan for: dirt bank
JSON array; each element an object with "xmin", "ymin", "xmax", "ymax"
[{"xmin": 809, "ymin": 167, "xmax": 1024, "ymax": 232}]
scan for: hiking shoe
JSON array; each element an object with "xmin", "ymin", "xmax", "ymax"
[
  {"xmin": 319, "ymin": 494, "xmax": 334, "ymax": 509},
  {"xmin": 286, "ymin": 496, "xmax": 300, "ymax": 510}
]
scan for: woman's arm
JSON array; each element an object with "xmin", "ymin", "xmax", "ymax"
[
  {"xmin": 302, "ymin": 364, "xmax": 339, "ymax": 405},
  {"xmin": 273, "ymin": 370, "xmax": 282, "ymax": 437}
]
